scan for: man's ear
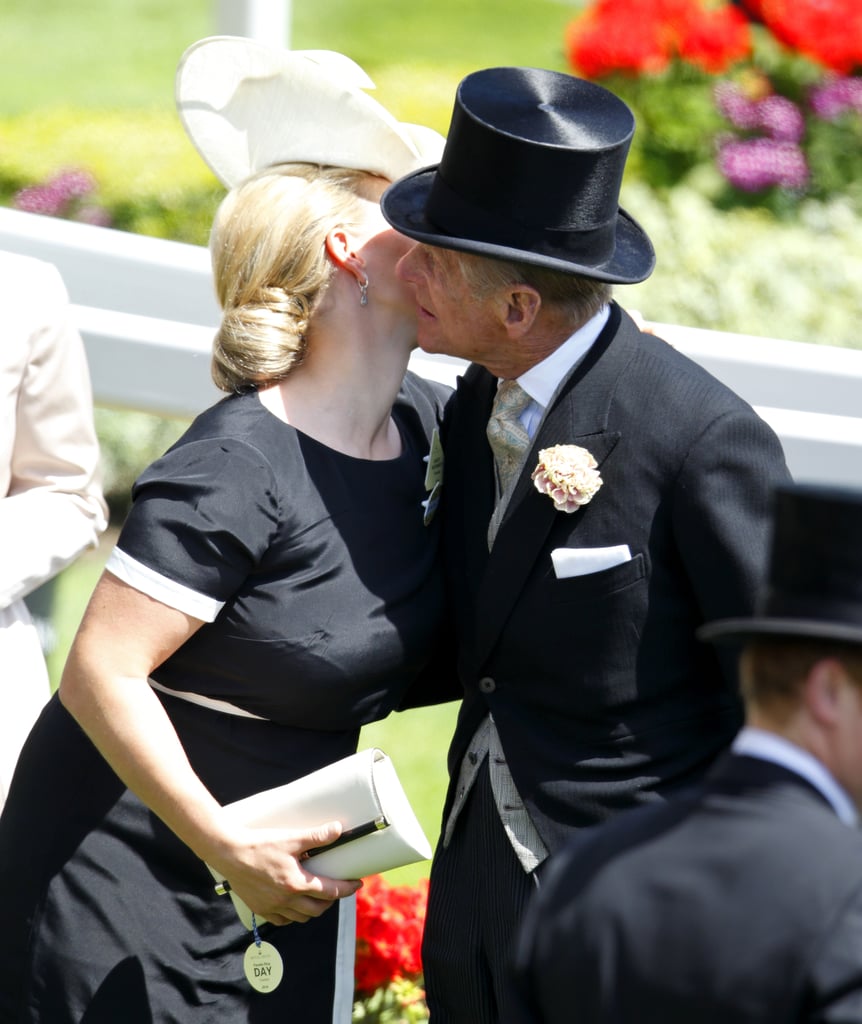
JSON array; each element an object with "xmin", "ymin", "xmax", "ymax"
[
  {"xmin": 500, "ymin": 285, "xmax": 541, "ymax": 338},
  {"xmin": 805, "ymin": 658, "xmax": 847, "ymax": 726}
]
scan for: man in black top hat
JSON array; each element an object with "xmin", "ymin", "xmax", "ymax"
[
  {"xmin": 381, "ymin": 66, "xmax": 791, "ymax": 1021},
  {"xmin": 508, "ymin": 482, "xmax": 862, "ymax": 1023}
]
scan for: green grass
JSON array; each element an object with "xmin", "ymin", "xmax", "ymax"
[
  {"xmin": 0, "ymin": 1, "xmax": 212, "ymax": 114},
  {"xmin": 361, "ymin": 703, "xmax": 458, "ymax": 886},
  {"xmin": 0, "ymin": 0, "xmax": 576, "ymax": 131}
]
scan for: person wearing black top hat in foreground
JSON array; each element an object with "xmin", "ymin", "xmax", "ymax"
[
  {"xmin": 509, "ymin": 482, "xmax": 862, "ymax": 1024},
  {"xmin": 381, "ymin": 66, "xmax": 791, "ymax": 1021}
]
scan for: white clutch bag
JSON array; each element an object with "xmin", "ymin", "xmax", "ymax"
[{"xmin": 206, "ymin": 747, "xmax": 432, "ymax": 929}]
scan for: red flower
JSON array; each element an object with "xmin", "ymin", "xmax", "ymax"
[
  {"xmin": 757, "ymin": 0, "xmax": 862, "ymax": 74},
  {"xmin": 677, "ymin": 5, "xmax": 752, "ymax": 73},
  {"xmin": 354, "ymin": 875, "xmax": 430, "ymax": 997},
  {"xmin": 565, "ymin": 0, "xmax": 752, "ymax": 78},
  {"xmin": 565, "ymin": 1, "xmax": 669, "ymax": 77}
]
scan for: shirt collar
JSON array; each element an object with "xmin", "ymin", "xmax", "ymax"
[
  {"xmin": 516, "ymin": 305, "xmax": 610, "ymax": 409},
  {"xmin": 732, "ymin": 726, "xmax": 859, "ymax": 826}
]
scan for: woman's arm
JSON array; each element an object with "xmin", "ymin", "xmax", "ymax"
[{"xmin": 59, "ymin": 570, "xmax": 360, "ymax": 926}]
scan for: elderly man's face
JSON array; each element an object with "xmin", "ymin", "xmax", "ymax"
[{"xmin": 396, "ymin": 243, "xmax": 507, "ymax": 366}]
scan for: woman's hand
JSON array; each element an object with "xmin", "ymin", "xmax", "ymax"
[
  {"xmin": 59, "ymin": 573, "xmax": 361, "ymax": 927},
  {"xmin": 206, "ymin": 820, "xmax": 363, "ymax": 926}
]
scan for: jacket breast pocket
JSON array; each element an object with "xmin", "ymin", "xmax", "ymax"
[{"xmin": 549, "ymin": 552, "xmax": 646, "ymax": 605}]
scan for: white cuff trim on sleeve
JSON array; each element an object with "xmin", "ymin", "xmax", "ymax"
[{"xmin": 105, "ymin": 547, "xmax": 225, "ymax": 623}]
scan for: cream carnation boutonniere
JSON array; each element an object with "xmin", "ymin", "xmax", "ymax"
[{"xmin": 531, "ymin": 444, "xmax": 602, "ymax": 513}]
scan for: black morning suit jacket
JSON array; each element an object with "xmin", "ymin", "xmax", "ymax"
[
  {"xmin": 438, "ymin": 303, "xmax": 791, "ymax": 853},
  {"xmin": 508, "ymin": 753, "xmax": 862, "ymax": 1023}
]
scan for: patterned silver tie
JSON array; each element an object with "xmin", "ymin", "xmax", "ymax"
[{"xmin": 487, "ymin": 379, "xmax": 532, "ymax": 496}]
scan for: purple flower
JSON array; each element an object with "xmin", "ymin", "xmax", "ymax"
[
  {"xmin": 50, "ymin": 168, "xmax": 97, "ymax": 202},
  {"xmin": 13, "ymin": 182, "xmax": 68, "ymax": 217},
  {"xmin": 74, "ymin": 205, "xmax": 113, "ymax": 227},
  {"xmin": 714, "ymin": 82, "xmax": 760, "ymax": 129},
  {"xmin": 756, "ymin": 95, "xmax": 805, "ymax": 143},
  {"xmin": 12, "ymin": 167, "xmax": 109, "ymax": 226},
  {"xmin": 810, "ymin": 76, "xmax": 862, "ymax": 120},
  {"xmin": 718, "ymin": 138, "xmax": 809, "ymax": 192}
]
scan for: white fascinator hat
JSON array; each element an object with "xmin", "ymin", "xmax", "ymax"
[{"xmin": 176, "ymin": 35, "xmax": 445, "ymax": 187}]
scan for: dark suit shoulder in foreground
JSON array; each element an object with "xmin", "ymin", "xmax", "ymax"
[{"xmin": 508, "ymin": 755, "xmax": 862, "ymax": 1024}]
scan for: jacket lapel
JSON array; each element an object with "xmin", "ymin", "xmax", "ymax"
[
  {"xmin": 470, "ymin": 304, "xmax": 635, "ymax": 670},
  {"xmin": 444, "ymin": 364, "xmax": 497, "ymax": 605}
]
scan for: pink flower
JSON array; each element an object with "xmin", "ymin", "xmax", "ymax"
[
  {"xmin": 12, "ymin": 167, "xmax": 111, "ymax": 227},
  {"xmin": 717, "ymin": 137, "xmax": 809, "ymax": 191},
  {"xmin": 810, "ymin": 75, "xmax": 862, "ymax": 119},
  {"xmin": 531, "ymin": 445, "xmax": 603, "ymax": 513}
]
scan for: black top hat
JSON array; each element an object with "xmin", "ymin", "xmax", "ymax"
[
  {"xmin": 381, "ymin": 66, "xmax": 655, "ymax": 284},
  {"xmin": 699, "ymin": 483, "xmax": 862, "ymax": 646}
]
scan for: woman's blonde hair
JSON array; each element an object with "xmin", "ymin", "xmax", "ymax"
[{"xmin": 209, "ymin": 163, "xmax": 383, "ymax": 392}]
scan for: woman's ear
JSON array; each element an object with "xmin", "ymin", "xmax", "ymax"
[{"xmin": 325, "ymin": 228, "xmax": 366, "ymax": 283}]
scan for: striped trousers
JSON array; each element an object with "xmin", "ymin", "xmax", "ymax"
[{"xmin": 422, "ymin": 761, "xmax": 539, "ymax": 1022}]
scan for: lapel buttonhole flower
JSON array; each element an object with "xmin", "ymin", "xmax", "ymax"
[{"xmin": 531, "ymin": 444, "xmax": 602, "ymax": 513}]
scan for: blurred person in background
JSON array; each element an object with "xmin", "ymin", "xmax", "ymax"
[{"xmin": 0, "ymin": 249, "xmax": 107, "ymax": 810}]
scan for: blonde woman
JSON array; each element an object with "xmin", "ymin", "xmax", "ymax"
[{"xmin": 0, "ymin": 41, "xmax": 447, "ymax": 1024}]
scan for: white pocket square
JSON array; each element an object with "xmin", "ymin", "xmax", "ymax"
[{"xmin": 551, "ymin": 545, "xmax": 632, "ymax": 579}]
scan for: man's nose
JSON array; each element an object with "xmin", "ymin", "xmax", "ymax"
[{"xmin": 396, "ymin": 245, "xmax": 418, "ymax": 283}]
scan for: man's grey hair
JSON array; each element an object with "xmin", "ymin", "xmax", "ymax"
[{"xmin": 447, "ymin": 248, "xmax": 613, "ymax": 324}]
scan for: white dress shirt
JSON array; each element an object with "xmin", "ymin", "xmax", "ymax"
[{"xmin": 733, "ymin": 725, "xmax": 858, "ymax": 826}]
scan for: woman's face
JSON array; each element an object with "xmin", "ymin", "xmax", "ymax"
[{"xmin": 351, "ymin": 180, "xmax": 417, "ymax": 320}]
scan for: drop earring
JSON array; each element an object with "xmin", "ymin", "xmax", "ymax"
[{"xmin": 358, "ymin": 275, "xmax": 369, "ymax": 307}]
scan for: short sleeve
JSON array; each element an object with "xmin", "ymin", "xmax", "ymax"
[{"xmin": 113, "ymin": 436, "xmax": 280, "ymax": 608}]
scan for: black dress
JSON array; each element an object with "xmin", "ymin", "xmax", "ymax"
[{"xmin": 0, "ymin": 374, "xmax": 449, "ymax": 1024}]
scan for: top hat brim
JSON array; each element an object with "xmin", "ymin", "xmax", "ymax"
[
  {"xmin": 381, "ymin": 164, "xmax": 656, "ymax": 284},
  {"xmin": 698, "ymin": 617, "xmax": 862, "ymax": 646},
  {"xmin": 176, "ymin": 36, "xmax": 445, "ymax": 188}
]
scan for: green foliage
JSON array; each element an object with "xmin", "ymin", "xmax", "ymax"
[
  {"xmin": 605, "ymin": 65, "xmax": 729, "ymax": 188},
  {"xmin": 107, "ymin": 188, "xmax": 220, "ymax": 246},
  {"xmin": 353, "ymin": 977, "xmax": 430, "ymax": 1023},
  {"xmin": 748, "ymin": 28, "xmax": 823, "ymax": 94},
  {"xmin": 0, "ymin": 108, "xmax": 221, "ymax": 244},
  {"xmin": 617, "ymin": 182, "xmax": 862, "ymax": 347},
  {"xmin": 359, "ymin": 703, "xmax": 458, "ymax": 888},
  {"xmin": 94, "ymin": 408, "xmax": 189, "ymax": 518},
  {"xmin": 803, "ymin": 112, "xmax": 862, "ymax": 208}
]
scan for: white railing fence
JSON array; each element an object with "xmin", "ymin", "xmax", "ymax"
[
  {"xmin": 214, "ymin": 0, "xmax": 292, "ymax": 47},
  {"xmin": 1, "ymin": 205, "xmax": 860, "ymax": 486}
]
